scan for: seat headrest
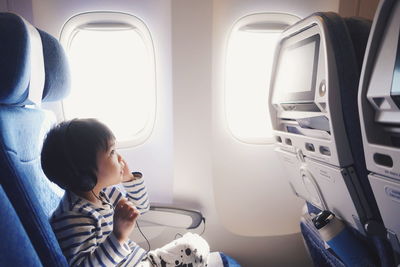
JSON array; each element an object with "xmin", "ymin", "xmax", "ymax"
[
  {"xmin": 0, "ymin": 12, "xmax": 70, "ymax": 105},
  {"xmin": 38, "ymin": 29, "xmax": 71, "ymax": 102},
  {"xmin": 343, "ymin": 17, "xmax": 372, "ymax": 71},
  {"xmin": 312, "ymin": 12, "xmax": 371, "ymax": 73}
]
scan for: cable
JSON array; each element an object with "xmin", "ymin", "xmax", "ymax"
[
  {"xmin": 173, "ymin": 217, "xmax": 206, "ymax": 240},
  {"xmin": 91, "ymin": 190, "xmax": 102, "ymax": 202},
  {"xmin": 136, "ymin": 221, "xmax": 151, "ymax": 252},
  {"xmin": 91, "ymin": 191, "xmax": 151, "ymax": 253},
  {"xmin": 93, "ymin": 191, "xmax": 151, "ymax": 252},
  {"xmin": 91, "ymin": 190, "xmax": 113, "ymax": 209},
  {"xmin": 91, "ymin": 190, "xmax": 108, "ymax": 206},
  {"xmin": 174, "ymin": 233, "xmax": 183, "ymax": 239}
]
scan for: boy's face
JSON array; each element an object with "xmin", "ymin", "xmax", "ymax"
[{"xmin": 96, "ymin": 139, "xmax": 124, "ymax": 188}]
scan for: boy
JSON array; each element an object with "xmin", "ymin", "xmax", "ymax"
[{"xmin": 41, "ymin": 119, "xmax": 209, "ymax": 267}]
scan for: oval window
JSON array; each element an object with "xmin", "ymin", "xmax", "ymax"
[
  {"xmin": 225, "ymin": 13, "xmax": 298, "ymax": 144},
  {"xmin": 60, "ymin": 12, "xmax": 156, "ymax": 147}
]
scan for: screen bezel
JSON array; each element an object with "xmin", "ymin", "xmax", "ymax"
[
  {"xmin": 272, "ymin": 33, "xmax": 320, "ymax": 104},
  {"xmin": 391, "ymin": 28, "xmax": 400, "ymax": 108}
]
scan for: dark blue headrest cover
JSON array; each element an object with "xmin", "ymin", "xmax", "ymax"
[
  {"xmin": 38, "ymin": 29, "xmax": 71, "ymax": 102},
  {"xmin": 0, "ymin": 12, "xmax": 70, "ymax": 104},
  {"xmin": 0, "ymin": 13, "xmax": 31, "ymax": 105}
]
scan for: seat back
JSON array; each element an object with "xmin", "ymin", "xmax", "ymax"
[
  {"xmin": 358, "ymin": 0, "xmax": 400, "ymax": 257},
  {"xmin": 0, "ymin": 12, "xmax": 70, "ymax": 266},
  {"xmin": 268, "ymin": 11, "xmax": 395, "ymax": 266},
  {"xmin": 0, "ymin": 185, "xmax": 42, "ymax": 266},
  {"xmin": 269, "ymin": 11, "xmax": 378, "ymax": 233}
]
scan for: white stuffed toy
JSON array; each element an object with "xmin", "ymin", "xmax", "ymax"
[{"xmin": 148, "ymin": 233, "xmax": 210, "ymax": 267}]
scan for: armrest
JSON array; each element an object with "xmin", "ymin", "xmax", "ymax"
[{"xmin": 138, "ymin": 202, "xmax": 204, "ymax": 229}]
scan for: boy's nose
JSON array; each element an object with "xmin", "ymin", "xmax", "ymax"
[{"xmin": 119, "ymin": 157, "xmax": 125, "ymax": 168}]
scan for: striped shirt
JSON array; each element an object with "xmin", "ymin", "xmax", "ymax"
[{"xmin": 51, "ymin": 178, "xmax": 150, "ymax": 267}]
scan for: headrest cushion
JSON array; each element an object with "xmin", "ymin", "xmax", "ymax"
[
  {"xmin": 0, "ymin": 12, "xmax": 71, "ymax": 105},
  {"xmin": 38, "ymin": 29, "xmax": 71, "ymax": 102},
  {"xmin": 344, "ymin": 17, "xmax": 372, "ymax": 71},
  {"xmin": 0, "ymin": 13, "xmax": 34, "ymax": 105}
]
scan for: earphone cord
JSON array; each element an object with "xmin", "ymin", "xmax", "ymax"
[
  {"xmin": 174, "ymin": 217, "xmax": 206, "ymax": 240},
  {"xmin": 136, "ymin": 221, "xmax": 151, "ymax": 252},
  {"xmin": 91, "ymin": 190, "xmax": 102, "ymax": 202},
  {"xmin": 91, "ymin": 190, "xmax": 151, "ymax": 252},
  {"xmin": 91, "ymin": 190, "xmax": 106, "ymax": 204}
]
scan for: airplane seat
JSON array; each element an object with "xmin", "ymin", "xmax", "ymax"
[
  {"xmin": 301, "ymin": 202, "xmax": 395, "ymax": 267},
  {"xmin": 0, "ymin": 185, "xmax": 42, "ymax": 266},
  {"xmin": 331, "ymin": 16, "xmax": 396, "ymax": 266},
  {"xmin": 358, "ymin": 0, "xmax": 400, "ymax": 262},
  {"xmin": 0, "ymin": 12, "xmax": 69, "ymax": 266},
  {"xmin": 300, "ymin": 215, "xmax": 345, "ymax": 267},
  {"xmin": 268, "ymin": 11, "xmax": 395, "ymax": 266}
]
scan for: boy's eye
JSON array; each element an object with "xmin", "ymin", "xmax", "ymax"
[{"xmin": 110, "ymin": 150, "xmax": 115, "ymax": 155}]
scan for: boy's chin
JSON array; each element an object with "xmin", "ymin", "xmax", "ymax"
[{"xmin": 108, "ymin": 176, "xmax": 123, "ymax": 186}]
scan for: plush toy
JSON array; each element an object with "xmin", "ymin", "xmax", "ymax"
[{"xmin": 148, "ymin": 233, "xmax": 210, "ymax": 267}]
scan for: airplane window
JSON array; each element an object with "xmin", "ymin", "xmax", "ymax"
[
  {"xmin": 224, "ymin": 14, "xmax": 298, "ymax": 144},
  {"xmin": 60, "ymin": 12, "xmax": 156, "ymax": 147}
]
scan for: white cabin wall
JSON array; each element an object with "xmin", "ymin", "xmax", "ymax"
[
  {"xmin": 0, "ymin": 1, "xmax": 8, "ymax": 12},
  {"xmin": 358, "ymin": 0, "xmax": 380, "ymax": 19},
  {"xmin": 339, "ymin": 0, "xmax": 380, "ymax": 19},
  {"xmin": 171, "ymin": 0, "xmax": 215, "ymax": 214},
  {"xmin": 0, "ymin": 0, "xmax": 33, "ymax": 22}
]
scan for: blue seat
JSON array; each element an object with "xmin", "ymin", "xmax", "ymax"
[
  {"xmin": 0, "ymin": 12, "xmax": 70, "ymax": 267},
  {"xmin": 0, "ymin": 185, "xmax": 42, "ymax": 266}
]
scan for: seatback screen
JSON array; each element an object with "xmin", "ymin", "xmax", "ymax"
[{"xmin": 274, "ymin": 34, "xmax": 320, "ymax": 101}]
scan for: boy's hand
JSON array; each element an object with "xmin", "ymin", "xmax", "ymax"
[
  {"xmin": 113, "ymin": 198, "xmax": 140, "ymax": 244},
  {"xmin": 121, "ymin": 159, "xmax": 135, "ymax": 182}
]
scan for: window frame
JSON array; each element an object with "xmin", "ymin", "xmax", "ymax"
[
  {"xmin": 224, "ymin": 13, "xmax": 299, "ymax": 145},
  {"xmin": 59, "ymin": 11, "xmax": 157, "ymax": 148}
]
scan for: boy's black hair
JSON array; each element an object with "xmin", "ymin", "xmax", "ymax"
[{"xmin": 41, "ymin": 118, "xmax": 115, "ymax": 191}]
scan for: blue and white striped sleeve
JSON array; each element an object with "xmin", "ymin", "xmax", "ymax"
[
  {"xmin": 52, "ymin": 212, "xmax": 132, "ymax": 267},
  {"xmin": 103, "ymin": 186, "xmax": 125, "ymax": 207},
  {"xmin": 103, "ymin": 177, "xmax": 150, "ymax": 214},
  {"xmin": 122, "ymin": 177, "xmax": 150, "ymax": 214}
]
